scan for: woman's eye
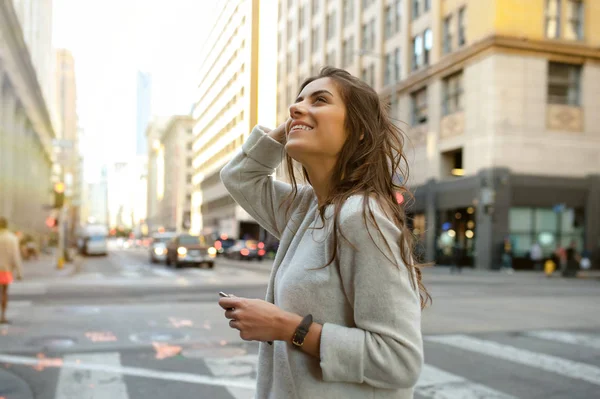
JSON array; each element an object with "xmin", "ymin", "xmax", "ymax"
[{"xmin": 315, "ymin": 97, "xmax": 327, "ymax": 103}]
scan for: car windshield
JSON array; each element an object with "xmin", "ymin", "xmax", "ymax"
[
  {"xmin": 88, "ymin": 236, "xmax": 105, "ymax": 242},
  {"xmin": 153, "ymin": 236, "xmax": 173, "ymax": 243},
  {"xmin": 179, "ymin": 235, "xmax": 206, "ymax": 245}
]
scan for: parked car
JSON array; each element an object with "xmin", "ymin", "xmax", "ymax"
[
  {"xmin": 166, "ymin": 234, "xmax": 217, "ymax": 268},
  {"xmin": 213, "ymin": 237, "xmax": 236, "ymax": 256},
  {"xmin": 224, "ymin": 240, "xmax": 266, "ymax": 261},
  {"xmin": 149, "ymin": 232, "xmax": 177, "ymax": 263}
]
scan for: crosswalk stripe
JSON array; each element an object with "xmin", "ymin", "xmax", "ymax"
[
  {"xmin": 55, "ymin": 352, "xmax": 129, "ymax": 399},
  {"xmin": 204, "ymin": 355, "xmax": 257, "ymax": 399},
  {"xmin": 524, "ymin": 330, "xmax": 600, "ymax": 351},
  {"xmin": 0, "ymin": 353, "xmax": 256, "ymax": 389},
  {"xmin": 416, "ymin": 364, "xmax": 517, "ymax": 399},
  {"xmin": 426, "ymin": 334, "xmax": 600, "ymax": 386}
]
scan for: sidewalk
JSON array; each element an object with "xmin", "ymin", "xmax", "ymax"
[
  {"xmin": 218, "ymin": 258, "xmax": 600, "ymax": 280},
  {"xmin": 20, "ymin": 248, "xmax": 79, "ymax": 281}
]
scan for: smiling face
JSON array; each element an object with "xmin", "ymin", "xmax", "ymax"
[{"xmin": 285, "ymin": 78, "xmax": 348, "ymax": 165}]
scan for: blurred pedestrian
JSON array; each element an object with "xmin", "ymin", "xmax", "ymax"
[
  {"xmin": 562, "ymin": 241, "xmax": 580, "ymax": 278},
  {"xmin": 501, "ymin": 237, "xmax": 514, "ymax": 273},
  {"xmin": 450, "ymin": 242, "xmax": 463, "ymax": 274},
  {"xmin": 0, "ymin": 217, "xmax": 23, "ymax": 324},
  {"xmin": 530, "ymin": 241, "xmax": 543, "ymax": 271},
  {"xmin": 219, "ymin": 67, "xmax": 427, "ymax": 398}
]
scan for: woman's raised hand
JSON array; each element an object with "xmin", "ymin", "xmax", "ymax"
[{"xmin": 267, "ymin": 119, "xmax": 291, "ymax": 145}]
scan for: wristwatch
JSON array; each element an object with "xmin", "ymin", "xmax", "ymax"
[{"xmin": 291, "ymin": 314, "xmax": 313, "ymax": 348}]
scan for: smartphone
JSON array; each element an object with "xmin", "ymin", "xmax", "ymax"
[{"xmin": 219, "ymin": 291, "xmax": 230, "ymax": 298}]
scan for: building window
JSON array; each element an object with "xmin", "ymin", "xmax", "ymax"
[
  {"xmin": 287, "ymin": 0, "xmax": 293, "ymax": 8},
  {"xmin": 545, "ymin": 0, "xmax": 561, "ymax": 39},
  {"xmin": 458, "ymin": 7, "xmax": 466, "ymax": 46},
  {"xmin": 385, "ymin": 6, "xmax": 393, "ymax": 39},
  {"xmin": 326, "ymin": 50, "xmax": 336, "ymax": 66},
  {"xmin": 411, "ymin": 87, "xmax": 428, "ymax": 125},
  {"xmin": 362, "ymin": 23, "xmax": 369, "ymax": 50},
  {"xmin": 394, "ymin": 47, "xmax": 401, "ymax": 81},
  {"xmin": 412, "ymin": 0, "xmax": 420, "ymax": 19},
  {"xmin": 343, "ymin": 36, "xmax": 354, "ymax": 67},
  {"xmin": 384, "ymin": 53, "xmax": 393, "ymax": 86},
  {"xmin": 395, "ymin": 0, "xmax": 402, "ymax": 33},
  {"xmin": 298, "ymin": 40, "xmax": 305, "ymax": 64},
  {"xmin": 443, "ymin": 15, "xmax": 453, "ymax": 54},
  {"xmin": 412, "ymin": 35, "xmax": 422, "ymax": 70},
  {"xmin": 565, "ymin": 0, "xmax": 584, "ymax": 40},
  {"xmin": 327, "ymin": 11, "xmax": 336, "ymax": 40},
  {"xmin": 368, "ymin": 64, "xmax": 375, "ymax": 87},
  {"xmin": 424, "ymin": 0, "xmax": 430, "ymax": 12},
  {"xmin": 369, "ymin": 19, "xmax": 376, "ymax": 50},
  {"xmin": 299, "ymin": 6, "xmax": 305, "ymax": 29},
  {"xmin": 312, "ymin": 0, "xmax": 319, "ymax": 15},
  {"xmin": 286, "ymin": 84, "xmax": 293, "ymax": 108},
  {"xmin": 312, "ymin": 27, "xmax": 320, "ymax": 52},
  {"xmin": 443, "ymin": 72, "xmax": 463, "ymax": 116},
  {"xmin": 286, "ymin": 53, "xmax": 292, "ymax": 73},
  {"xmin": 278, "ymin": 1, "xmax": 282, "ymax": 21},
  {"xmin": 547, "ymin": 62, "xmax": 581, "ymax": 106},
  {"xmin": 287, "ymin": 19, "xmax": 293, "ymax": 39},
  {"xmin": 424, "ymin": 28, "xmax": 432, "ymax": 66},
  {"xmin": 343, "ymin": 0, "xmax": 353, "ymax": 24}
]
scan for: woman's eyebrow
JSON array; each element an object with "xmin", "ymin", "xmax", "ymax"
[{"xmin": 295, "ymin": 89, "xmax": 334, "ymax": 103}]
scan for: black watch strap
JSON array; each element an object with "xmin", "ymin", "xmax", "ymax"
[{"xmin": 291, "ymin": 314, "xmax": 313, "ymax": 348}]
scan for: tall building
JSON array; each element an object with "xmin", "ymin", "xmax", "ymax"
[
  {"xmin": 156, "ymin": 116, "xmax": 194, "ymax": 232},
  {"xmin": 136, "ymin": 71, "xmax": 152, "ymax": 156},
  {"xmin": 0, "ymin": 0, "xmax": 55, "ymax": 239},
  {"xmin": 85, "ymin": 167, "xmax": 109, "ymax": 226},
  {"xmin": 55, "ymin": 49, "xmax": 81, "ymax": 237},
  {"xmin": 192, "ymin": 0, "xmax": 277, "ymax": 240},
  {"xmin": 278, "ymin": 0, "xmax": 600, "ymax": 269},
  {"xmin": 145, "ymin": 117, "xmax": 171, "ymax": 233}
]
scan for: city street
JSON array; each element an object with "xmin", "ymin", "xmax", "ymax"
[{"xmin": 1, "ymin": 249, "xmax": 599, "ymax": 398}]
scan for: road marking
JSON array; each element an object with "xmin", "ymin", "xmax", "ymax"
[
  {"xmin": 204, "ymin": 355, "xmax": 257, "ymax": 399},
  {"xmin": 120, "ymin": 271, "xmax": 142, "ymax": 278},
  {"xmin": 10, "ymin": 282, "xmax": 47, "ymax": 295},
  {"xmin": 55, "ymin": 352, "xmax": 129, "ymax": 399},
  {"xmin": 426, "ymin": 335, "xmax": 600, "ymax": 386},
  {"xmin": 524, "ymin": 330, "xmax": 600, "ymax": 350},
  {"xmin": 11, "ymin": 300, "xmax": 32, "ymax": 308},
  {"xmin": 151, "ymin": 268, "xmax": 177, "ymax": 278},
  {"xmin": 416, "ymin": 364, "xmax": 517, "ymax": 399},
  {"xmin": 0, "ymin": 353, "xmax": 255, "ymax": 389}
]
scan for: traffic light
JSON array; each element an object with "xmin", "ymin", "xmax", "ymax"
[{"xmin": 53, "ymin": 182, "xmax": 65, "ymax": 208}]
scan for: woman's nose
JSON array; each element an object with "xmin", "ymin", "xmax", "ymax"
[{"xmin": 289, "ymin": 102, "xmax": 306, "ymax": 118}]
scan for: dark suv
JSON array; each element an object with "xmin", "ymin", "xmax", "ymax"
[{"xmin": 166, "ymin": 234, "xmax": 216, "ymax": 268}]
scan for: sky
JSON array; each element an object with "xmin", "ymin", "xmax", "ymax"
[{"xmin": 52, "ymin": 0, "xmax": 220, "ymax": 181}]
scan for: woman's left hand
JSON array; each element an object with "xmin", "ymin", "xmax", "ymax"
[{"xmin": 218, "ymin": 296, "xmax": 288, "ymax": 342}]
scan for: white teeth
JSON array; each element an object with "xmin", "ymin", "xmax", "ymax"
[{"xmin": 291, "ymin": 125, "xmax": 313, "ymax": 131}]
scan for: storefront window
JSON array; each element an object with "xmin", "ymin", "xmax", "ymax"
[{"xmin": 509, "ymin": 206, "xmax": 584, "ymax": 258}]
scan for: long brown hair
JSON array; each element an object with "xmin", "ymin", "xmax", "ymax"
[{"xmin": 282, "ymin": 67, "xmax": 431, "ymax": 309}]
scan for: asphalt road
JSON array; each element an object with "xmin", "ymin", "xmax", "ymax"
[{"xmin": 1, "ymin": 248, "xmax": 599, "ymax": 399}]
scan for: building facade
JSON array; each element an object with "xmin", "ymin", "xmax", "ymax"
[
  {"xmin": 0, "ymin": 0, "xmax": 55, "ymax": 239},
  {"xmin": 191, "ymin": 0, "xmax": 277, "ymax": 241},
  {"xmin": 277, "ymin": 0, "xmax": 600, "ymax": 269},
  {"xmin": 54, "ymin": 49, "xmax": 82, "ymax": 239},
  {"xmin": 158, "ymin": 116, "xmax": 194, "ymax": 232}
]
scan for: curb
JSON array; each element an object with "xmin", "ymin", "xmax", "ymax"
[{"xmin": 0, "ymin": 368, "xmax": 34, "ymax": 399}]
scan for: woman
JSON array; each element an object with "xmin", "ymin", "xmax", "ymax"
[
  {"xmin": 218, "ymin": 67, "xmax": 429, "ymax": 398},
  {"xmin": 0, "ymin": 217, "xmax": 24, "ymax": 324}
]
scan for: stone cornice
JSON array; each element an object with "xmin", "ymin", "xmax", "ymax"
[
  {"xmin": 0, "ymin": 0, "xmax": 56, "ymax": 160},
  {"xmin": 381, "ymin": 34, "xmax": 600, "ymax": 97}
]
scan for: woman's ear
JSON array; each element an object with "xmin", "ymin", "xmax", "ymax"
[{"xmin": 359, "ymin": 133, "xmax": 364, "ymax": 141}]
